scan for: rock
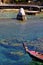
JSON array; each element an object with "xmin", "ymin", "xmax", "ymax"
[{"xmin": 17, "ymin": 8, "xmax": 27, "ymax": 20}]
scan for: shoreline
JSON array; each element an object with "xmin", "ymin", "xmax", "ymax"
[
  {"xmin": 0, "ymin": 9, "xmax": 19, "ymax": 13},
  {"xmin": 0, "ymin": 8, "xmax": 43, "ymax": 13},
  {"xmin": 0, "ymin": 8, "xmax": 43, "ymax": 19}
]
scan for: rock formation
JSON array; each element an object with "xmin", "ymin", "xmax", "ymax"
[{"xmin": 17, "ymin": 8, "xmax": 27, "ymax": 20}]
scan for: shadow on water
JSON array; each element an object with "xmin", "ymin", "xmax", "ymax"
[
  {"xmin": 11, "ymin": 18, "xmax": 17, "ymax": 20},
  {"xmin": 0, "ymin": 39, "xmax": 25, "ymax": 60},
  {"xmin": 2, "ymin": 50, "xmax": 20, "ymax": 60},
  {"xmin": 29, "ymin": 60, "xmax": 43, "ymax": 65}
]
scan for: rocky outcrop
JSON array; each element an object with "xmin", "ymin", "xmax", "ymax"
[{"xmin": 17, "ymin": 8, "xmax": 27, "ymax": 20}]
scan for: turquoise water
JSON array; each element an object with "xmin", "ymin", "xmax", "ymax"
[{"xmin": 0, "ymin": 12, "xmax": 43, "ymax": 65}]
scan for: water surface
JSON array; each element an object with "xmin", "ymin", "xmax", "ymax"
[{"xmin": 0, "ymin": 12, "xmax": 43, "ymax": 65}]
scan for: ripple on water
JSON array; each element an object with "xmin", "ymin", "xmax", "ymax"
[{"xmin": 0, "ymin": 14, "xmax": 43, "ymax": 65}]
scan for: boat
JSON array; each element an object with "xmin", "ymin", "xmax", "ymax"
[{"xmin": 23, "ymin": 43, "xmax": 43, "ymax": 62}]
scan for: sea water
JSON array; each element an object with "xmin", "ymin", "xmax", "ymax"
[{"xmin": 0, "ymin": 12, "xmax": 43, "ymax": 65}]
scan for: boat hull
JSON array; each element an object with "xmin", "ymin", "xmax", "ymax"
[
  {"xmin": 23, "ymin": 43, "xmax": 43, "ymax": 62},
  {"xmin": 27, "ymin": 51, "xmax": 43, "ymax": 62}
]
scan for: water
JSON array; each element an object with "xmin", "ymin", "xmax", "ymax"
[{"xmin": 0, "ymin": 12, "xmax": 43, "ymax": 65}]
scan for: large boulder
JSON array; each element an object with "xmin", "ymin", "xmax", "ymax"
[{"xmin": 17, "ymin": 8, "xmax": 27, "ymax": 20}]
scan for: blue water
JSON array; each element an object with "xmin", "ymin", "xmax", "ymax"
[{"xmin": 0, "ymin": 12, "xmax": 43, "ymax": 65}]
